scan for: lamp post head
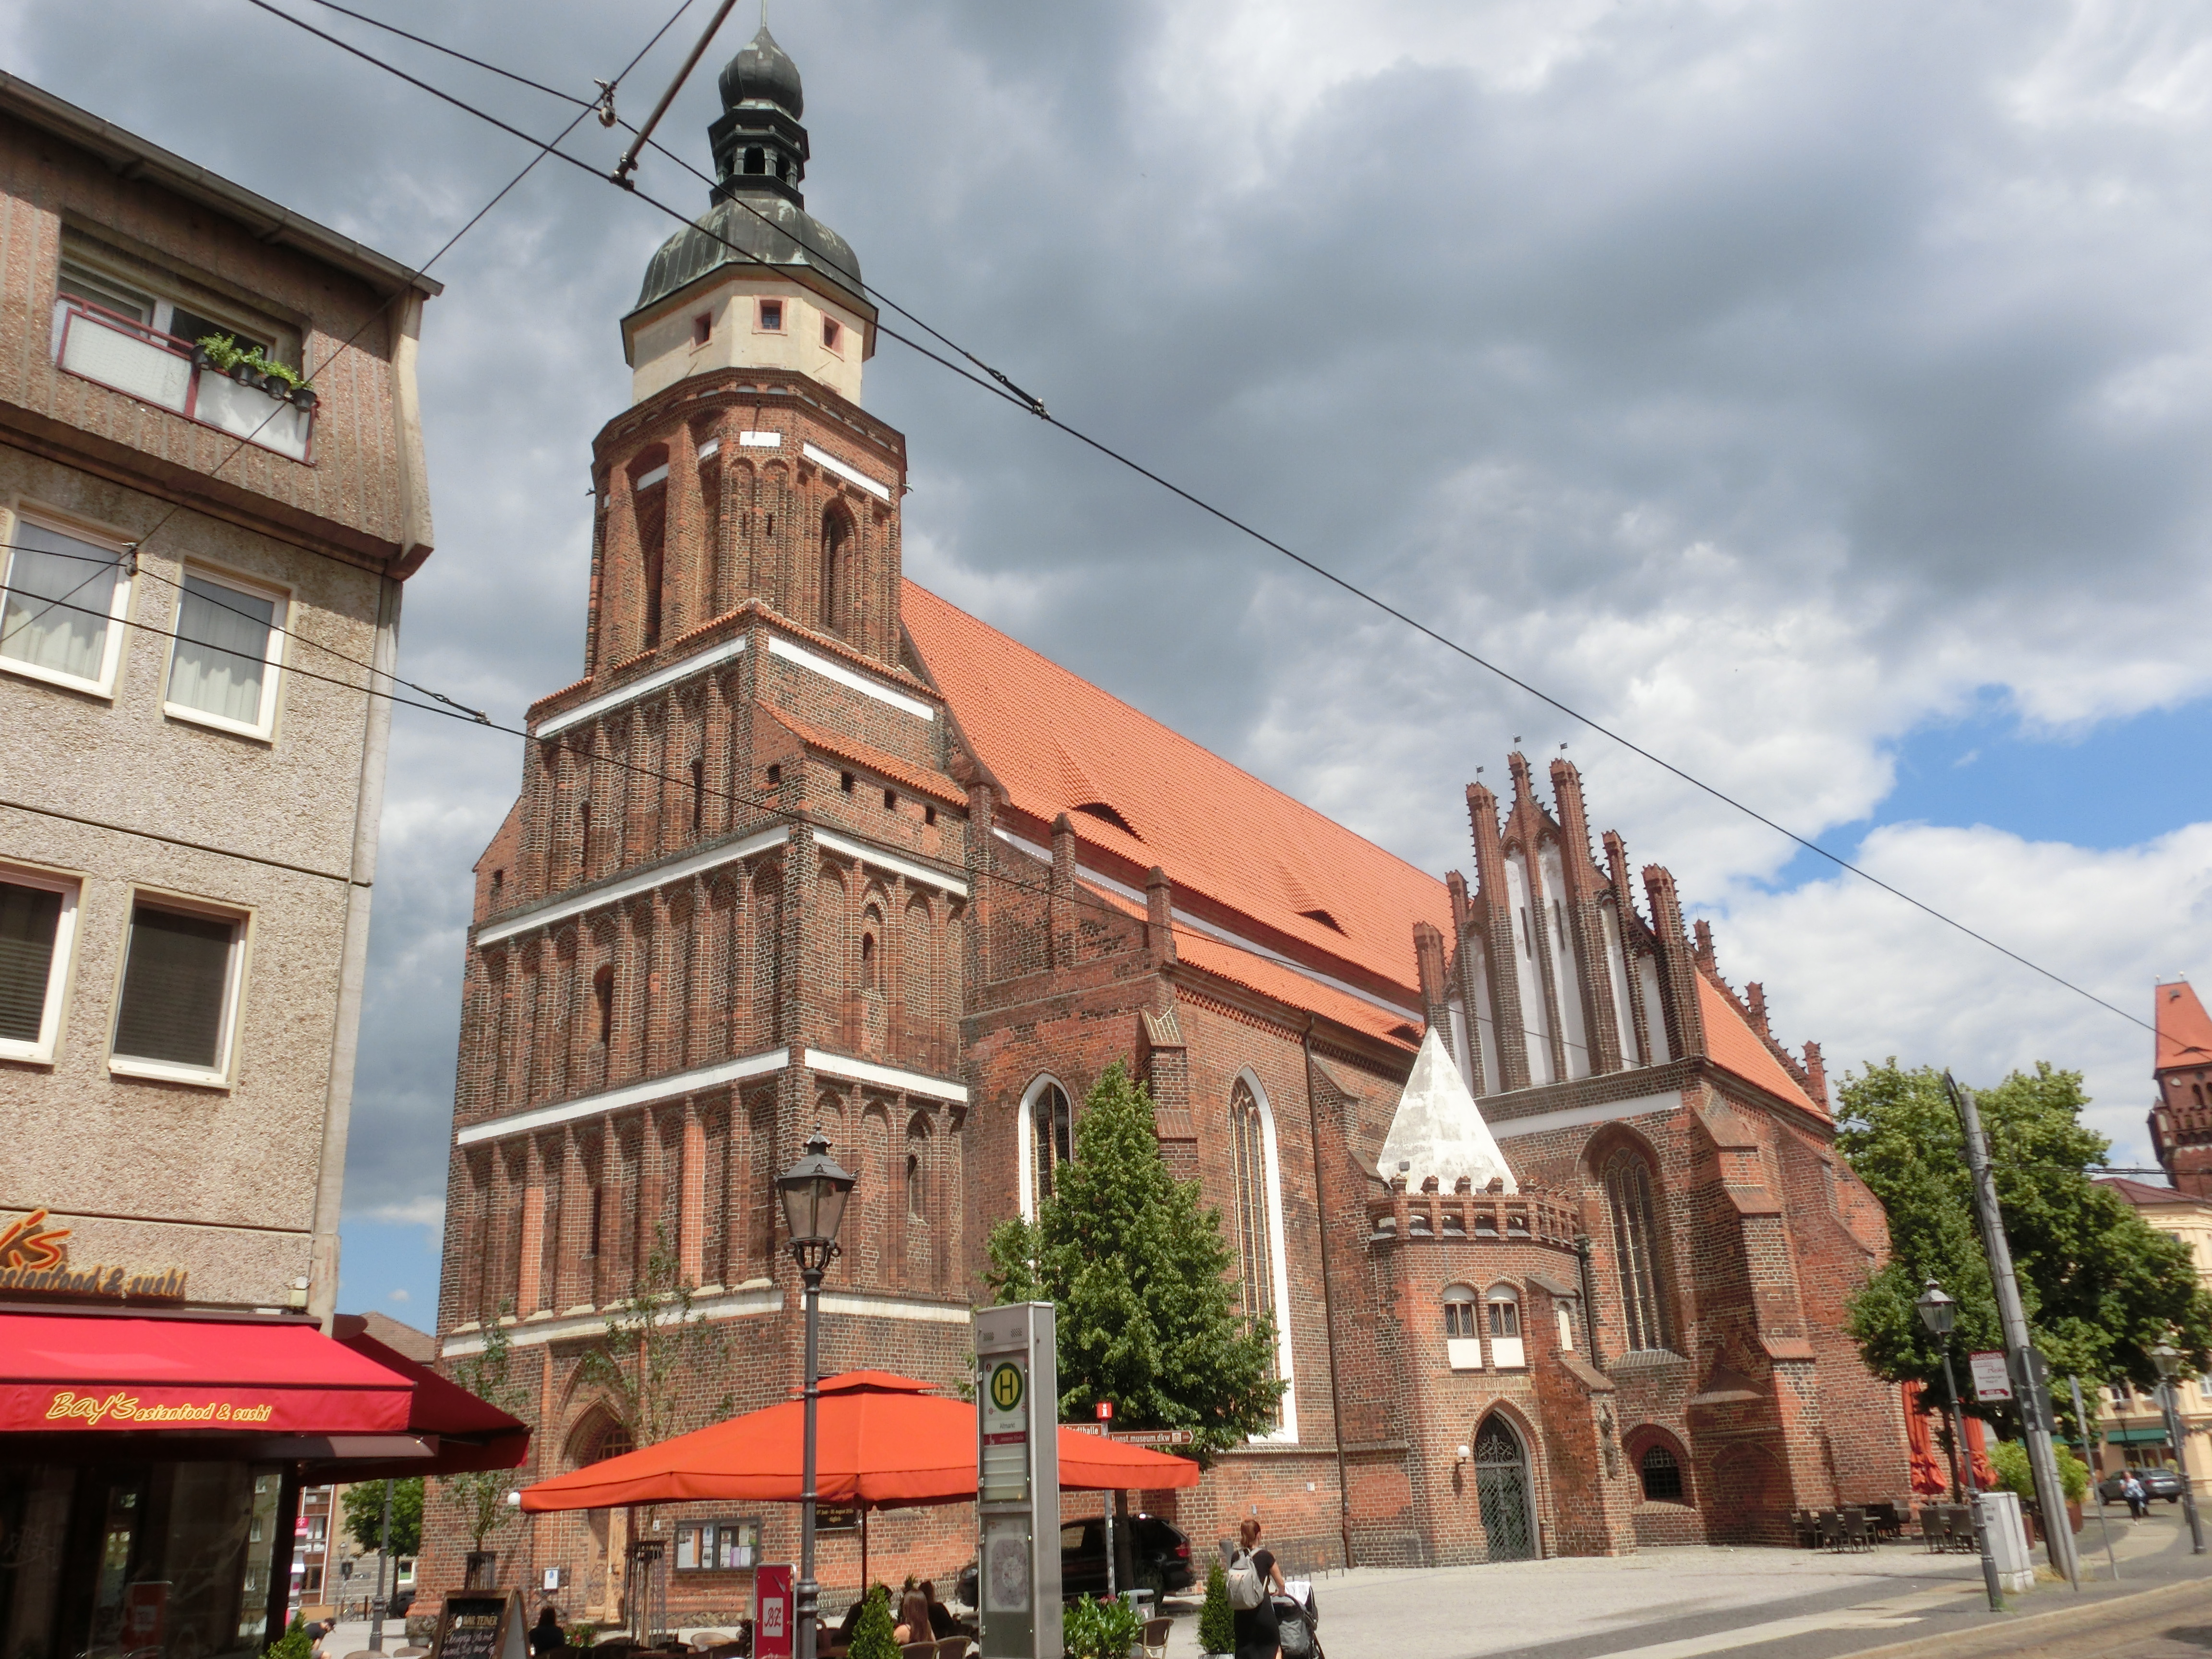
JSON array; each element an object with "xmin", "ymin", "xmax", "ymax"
[
  {"xmin": 1915, "ymin": 1278, "xmax": 1957, "ymax": 1338},
  {"xmin": 779, "ymin": 1129, "xmax": 855, "ymax": 1274},
  {"xmin": 2153, "ymin": 1341, "xmax": 2182, "ymax": 1380}
]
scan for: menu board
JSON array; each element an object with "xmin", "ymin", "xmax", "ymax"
[{"xmin": 431, "ymin": 1591, "xmax": 524, "ymax": 1659}]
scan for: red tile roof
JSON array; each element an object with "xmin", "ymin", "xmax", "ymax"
[
  {"xmin": 1697, "ymin": 977, "xmax": 1823, "ymax": 1117},
  {"xmin": 905, "ymin": 581, "xmax": 1451, "ymax": 1005},
  {"xmin": 757, "ymin": 705, "xmax": 967, "ymax": 807},
  {"xmin": 2157, "ymin": 981, "xmax": 2212, "ymax": 1073},
  {"xmin": 2096, "ymin": 1175, "xmax": 2200, "ymax": 1209}
]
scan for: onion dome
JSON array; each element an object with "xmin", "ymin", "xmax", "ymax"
[{"xmin": 717, "ymin": 24, "xmax": 802, "ymax": 118}]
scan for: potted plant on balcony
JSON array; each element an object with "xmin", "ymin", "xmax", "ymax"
[{"xmin": 195, "ymin": 334, "xmax": 316, "ymax": 408}]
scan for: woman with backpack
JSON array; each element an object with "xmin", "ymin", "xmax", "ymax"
[{"xmin": 1229, "ymin": 1517, "xmax": 1288, "ymax": 1659}]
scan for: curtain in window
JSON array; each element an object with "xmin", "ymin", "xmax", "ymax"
[
  {"xmin": 0, "ymin": 881, "xmax": 62, "ymax": 1042},
  {"xmin": 1230, "ymin": 1082, "xmax": 1276, "ymax": 1353},
  {"xmin": 1, "ymin": 523, "xmax": 119, "ymax": 681},
  {"xmin": 113, "ymin": 905, "xmax": 234, "ymax": 1067},
  {"xmin": 168, "ymin": 574, "xmax": 275, "ymax": 724},
  {"xmin": 1606, "ymin": 1152, "xmax": 1671, "ymax": 1352}
]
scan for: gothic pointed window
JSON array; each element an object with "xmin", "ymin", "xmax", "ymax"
[
  {"xmin": 820, "ymin": 505, "xmax": 851, "ymax": 636},
  {"xmin": 1605, "ymin": 1150, "xmax": 1673, "ymax": 1353},
  {"xmin": 1029, "ymin": 1082, "xmax": 1071, "ymax": 1210},
  {"xmin": 1230, "ymin": 1081, "xmax": 1278, "ymax": 1376}
]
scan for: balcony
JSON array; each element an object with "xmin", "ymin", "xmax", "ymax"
[{"xmin": 53, "ymin": 300, "xmax": 314, "ymax": 463}]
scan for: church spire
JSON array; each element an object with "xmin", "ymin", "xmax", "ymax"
[{"xmin": 710, "ymin": 24, "xmax": 809, "ymax": 206}]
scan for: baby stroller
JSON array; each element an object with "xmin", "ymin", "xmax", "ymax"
[{"xmin": 1272, "ymin": 1581, "xmax": 1322, "ymax": 1659}]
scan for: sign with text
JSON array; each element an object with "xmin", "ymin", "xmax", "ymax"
[
  {"xmin": 430, "ymin": 1591, "xmax": 523, "ymax": 1659},
  {"xmin": 975, "ymin": 1302, "xmax": 1059, "ymax": 1659},
  {"xmin": 0, "ymin": 1207, "xmax": 186, "ymax": 1303},
  {"xmin": 753, "ymin": 1564, "xmax": 793, "ymax": 1659},
  {"xmin": 1969, "ymin": 1351, "xmax": 2013, "ymax": 1401},
  {"xmin": 1111, "ymin": 1429, "xmax": 1195, "ymax": 1447}
]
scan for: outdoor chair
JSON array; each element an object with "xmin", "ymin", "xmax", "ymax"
[
  {"xmin": 1867, "ymin": 1501, "xmax": 1901, "ymax": 1540},
  {"xmin": 1841, "ymin": 1508, "xmax": 1872, "ymax": 1551},
  {"xmin": 933, "ymin": 1642, "xmax": 974, "ymax": 1659},
  {"xmin": 1815, "ymin": 1510, "xmax": 1842, "ymax": 1551},
  {"xmin": 1140, "ymin": 1616, "xmax": 1173, "ymax": 1659},
  {"xmin": 1919, "ymin": 1507, "xmax": 1941, "ymax": 1551},
  {"xmin": 901, "ymin": 1644, "xmax": 936, "ymax": 1659},
  {"xmin": 1942, "ymin": 1505, "xmax": 1972, "ymax": 1553}
]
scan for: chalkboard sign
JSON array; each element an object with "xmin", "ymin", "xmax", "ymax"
[{"xmin": 431, "ymin": 1590, "xmax": 524, "ymax": 1659}]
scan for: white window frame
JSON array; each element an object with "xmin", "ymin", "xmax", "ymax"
[
  {"xmin": 1016, "ymin": 1072, "xmax": 1072, "ymax": 1223},
  {"xmin": 0, "ymin": 861, "xmax": 81, "ymax": 1064},
  {"xmin": 0, "ymin": 506, "xmax": 135, "ymax": 699},
  {"xmin": 107, "ymin": 889, "xmax": 252, "ymax": 1088},
  {"xmin": 1234, "ymin": 1066, "xmax": 1300, "ymax": 1444},
  {"xmin": 160, "ymin": 560, "xmax": 291, "ymax": 740}
]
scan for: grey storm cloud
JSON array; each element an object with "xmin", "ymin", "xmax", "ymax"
[{"xmin": 10, "ymin": 0, "xmax": 2210, "ymax": 1214}]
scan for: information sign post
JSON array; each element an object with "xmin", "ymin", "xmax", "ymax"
[{"xmin": 975, "ymin": 1302, "xmax": 1061, "ymax": 1659}]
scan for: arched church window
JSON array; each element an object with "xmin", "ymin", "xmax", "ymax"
[
  {"xmin": 1230, "ymin": 1081, "xmax": 1276, "ymax": 1337},
  {"xmin": 906, "ymin": 1151, "xmax": 923, "ymax": 1219},
  {"xmin": 1032, "ymin": 1082, "xmax": 1071, "ymax": 1204},
  {"xmin": 1605, "ymin": 1150, "xmax": 1673, "ymax": 1353},
  {"xmin": 820, "ymin": 506, "xmax": 851, "ymax": 636},
  {"xmin": 1639, "ymin": 1442, "xmax": 1686, "ymax": 1503},
  {"xmin": 593, "ymin": 965, "xmax": 614, "ymax": 1047},
  {"xmin": 860, "ymin": 926, "xmax": 878, "ymax": 992},
  {"xmin": 1485, "ymin": 1285, "xmax": 1520, "ymax": 1339}
]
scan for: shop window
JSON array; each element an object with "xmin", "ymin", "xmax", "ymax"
[
  {"xmin": 0, "ymin": 866, "xmax": 78, "ymax": 1063},
  {"xmin": 0, "ymin": 514, "xmax": 133, "ymax": 697},
  {"xmin": 1487, "ymin": 1285, "xmax": 1526, "ymax": 1370},
  {"xmin": 1639, "ymin": 1442, "xmax": 1686, "ymax": 1503},
  {"xmin": 109, "ymin": 897, "xmax": 248, "ymax": 1085},
  {"xmin": 1443, "ymin": 1284, "xmax": 1481, "ymax": 1371},
  {"xmin": 164, "ymin": 565, "xmax": 289, "ymax": 738}
]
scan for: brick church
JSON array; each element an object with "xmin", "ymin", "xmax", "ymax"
[{"xmin": 423, "ymin": 25, "xmax": 1912, "ymax": 1619}]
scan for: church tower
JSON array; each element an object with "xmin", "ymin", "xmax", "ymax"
[{"xmin": 437, "ymin": 27, "xmax": 976, "ymax": 1619}]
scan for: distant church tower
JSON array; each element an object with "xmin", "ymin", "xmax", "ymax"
[{"xmin": 437, "ymin": 28, "xmax": 976, "ymax": 1618}]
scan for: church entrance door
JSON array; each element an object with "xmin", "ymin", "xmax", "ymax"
[{"xmin": 1473, "ymin": 1413, "xmax": 1536, "ymax": 1562}]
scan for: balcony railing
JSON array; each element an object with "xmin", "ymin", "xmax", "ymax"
[{"xmin": 53, "ymin": 301, "xmax": 315, "ymax": 463}]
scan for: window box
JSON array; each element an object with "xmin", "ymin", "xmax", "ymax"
[
  {"xmin": 53, "ymin": 301, "xmax": 314, "ymax": 462},
  {"xmin": 108, "ymin": 895, "xmax": 250, "ymax": 1088},
  {"xmin": 0, "ymin": 865, "xmax": 80, "ymax": 1063},
  {"xmin": 163, "ymin": 565, "xmax": 289, "ymax": 740},
  {"xmin": 0, "ymin": 514, "xmax": 133, "ymax": 697}
]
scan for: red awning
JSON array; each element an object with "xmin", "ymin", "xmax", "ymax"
[
  {"xmin": 0, "ymin": 1312, "xmax": 415, "ymax": 1436},
  {"xmin": 324, "ymin": 1316, "xmax": 529, "ymax": 1479}
]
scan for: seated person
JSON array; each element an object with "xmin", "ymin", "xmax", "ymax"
[{"xmin": 918, "ymin": 1582, "xmax": 957, "ymax": 1640}]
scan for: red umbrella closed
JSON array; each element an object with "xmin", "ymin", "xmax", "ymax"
[{"xmin": 519, "ymin": 1370, "xmax": 1197, "ymax": 1513}]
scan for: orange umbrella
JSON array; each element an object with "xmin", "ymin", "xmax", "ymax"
[{"xmin": 519, "ymin": 1370, "xmax": 1198, "ymax": 1513}]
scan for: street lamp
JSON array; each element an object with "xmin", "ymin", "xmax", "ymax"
[
  {"xmin": 779, "ymin": 1131, "xmax": 854, "ymax": 1659},
  {"xmin": 1917, "ymin": 1279, "xmax": 2002, "ymax": 1611},
  {"xmin": 2150, "ymin": 1343, "xmax": 2205, "ymax": 1554}
]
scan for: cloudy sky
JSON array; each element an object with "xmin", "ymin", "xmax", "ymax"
[{"xmin": 12, "ymin": 0, "xmax": 2208, "ymax": 1313}]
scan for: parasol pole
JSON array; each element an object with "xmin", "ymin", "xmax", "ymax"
[{"xmin": 860, "ymin": 1508, "xmax": 868, "ymax": 1600}]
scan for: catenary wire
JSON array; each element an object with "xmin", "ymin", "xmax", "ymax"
[{"xmin": 222, "ymin": 0, "xmax": 2157, "ymax": 1037}]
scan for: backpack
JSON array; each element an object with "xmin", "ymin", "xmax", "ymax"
[{"xmin": 1226, "ymin": 1550, "xmax": 1264, "ymax": 1610}]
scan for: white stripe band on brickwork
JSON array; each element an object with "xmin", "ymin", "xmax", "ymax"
[
  {"xmin": 454, "ymin": 1047, "xmax": 793, "ymax": 1145},
  {"xmin": 535, "ymin": 635, "xmax": 750, "ymax": 738},
  {"xmin": 767, "ymin": 635, "xmax": 935, "ymax": 719},
  {"xmin": 805, "ymin": 1047, "xmax": 969, "ymax": 1104},
  {"xmin": 814, "ymin": 828, "xmax": 968, "ymax": 897},
  {"xmin": 442, "ymin": 1282, "xmax": 784, "ymax": 1355},
  {"xmin": 474, "ymin": 825, "xmax": 788, "ymax": 947},
  {"xmin": 697, "ymin": 438, "xmax": 720, "ymax": 459},
  {"xmin": 800, "ymin": 441, "xmax": 892, "ymax": 501},
  {"xmin": 1488, "ymin": 1089, "xmax": 1684, "ymax": 1142},
  {"xmin": 818, "ymin": 1292, "xmax": 973, "ymax": 1324},
  {"xmin": 633, "ymin": 462, "xmax": 670, "ymax": 490},
  {"xmin": 738, "ymin": 430, "xmax": 780, "ymax": 448},
  {"xmin": 993, "ymin": 827, "xmax": 1423, "ymax": 1022}
]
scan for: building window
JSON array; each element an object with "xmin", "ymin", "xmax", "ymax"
[
  {"xmin": 1640, "ymin": 1442, "xmax": 1686, "ymax": 1503},
  {"xmin": 758, "ymin": 298, "xmax": 782, "ymax": 331},
  {"xmin": 56, "ymin": 248, "xmax": 286, "ymax": 365},
  {"xmin": 1487, "ymin": 1285, "xmax": 1526, "ymax": 1369},
  {"xmin": 110, "ymin": 897, "xmax": 248, "ymax": 1084},
  {"xmin": 593, "ymin": 965, "xmax": 614, "ymax": 1046},
  {"xmin": 0, "ymin": 867, "xmax": 78, "ymax": 1064},
  {"xmin": 820, "ymin": 506, "xmax": 850, "ymax": 635},
  {"xmin": 692, "ymin": 312, "xmax": 712, "ymax": 347},
  {"xmin": 823, "ymin": 317, "xmax": 842, "ymax": 351},
  {"xmin": 1229, "ymin": 1079, "xmax": 1283, "ymax": 1413},
  {"xmin": 860, "ymin": 929, "xmax": 878, "ymax": 991},
  {"xmin": 1604, "ymin": 1150, "xmax": 1673, "ymax": 1353},
  {"xmin": 0, "ymin": 514, "xmax": 133, "ymax": 696},
  {"xmin": 907, "ymin": 1147, "xmax": 924, "ymax": 1220},
  {"xmin": 1030, "ymin": 1081, "xmax": 1071, "ymax": 1209},
  {"xmin": 164, "ymin": 566, "xmax": 288, "ymax": 737},
  {"xmin": 1443, "ymin": 1284, "xmax": 1482, "ymax": 1371}
]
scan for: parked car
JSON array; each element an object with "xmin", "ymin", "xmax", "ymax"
[
  {"xmin": 2097, "ymin": 1466, "xmax": 2186, "ymax": 1504},
  {"xmin": 953, "ymin": 1513, "xmax": 1195, "ymax": 1607}
]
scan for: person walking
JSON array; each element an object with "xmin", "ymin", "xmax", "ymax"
[
  {"xmin": 2124, "ymin": 1471, "xmax": 2148, "ymax": 1520},
  {"xmin": 1230, "ymin": 1517, "xmax": 1287, "ymax": 1659}
]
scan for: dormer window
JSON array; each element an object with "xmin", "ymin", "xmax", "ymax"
[{"xmin": 758, "ymin": 299, "xmax": 783, "ymax": 332}]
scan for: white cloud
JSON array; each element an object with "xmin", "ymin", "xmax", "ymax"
[{"xmin": 388, "ymin": 1288, "xmax": 413, "ymax": 1304}]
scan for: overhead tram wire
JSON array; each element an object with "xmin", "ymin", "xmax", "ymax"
[{"xmin": 237, "ymin": 0, "xmax": 2153, "ymax": 1038}]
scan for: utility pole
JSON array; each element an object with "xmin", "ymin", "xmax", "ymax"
[
  {"xmin": 1947, "ymin": 1073, "xmax": 2080, "ymax": 1587},
  {"xmin": 367, "ymin": 1479, "xmax": 393, "ymax": 1651}
]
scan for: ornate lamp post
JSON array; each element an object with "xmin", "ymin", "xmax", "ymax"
[
  {"xmin": 1918, "ymin": 1278, "xmax": 2002, "ymax": 1610},
  {"xmin": 2150, "ymin": 1343, "xmax": 2205, "ymax": 1554},
  {"xmin": 779, "ymin": 1131, "xmax": 855, "ymax": 1659}
]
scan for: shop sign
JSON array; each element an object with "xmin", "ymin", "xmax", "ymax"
[
  {"xmin": 1969, "ymin": 1351, "xmax": 2013, "ymax": 1401},
  {"xmin": 0, "ymin": 1208, "xmax": 188, "ymax": 1303},
  {"xmin": 754, "ymin": 1564, "xmax": 793, "ymax": 1659}
]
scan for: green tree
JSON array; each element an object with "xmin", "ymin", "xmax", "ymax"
[
  {"xmin": 1197, "ymin": 1561, "xmax": 1234, "ymax": 1657},
  {"xmin": 340, "ymin": 1477, "xmax": 423, "ymax": 1556},
  {"xmin": 1837, "ymin": 1060, "xmax": 2212, "ymax": 1429},
  {"xmin": 576, "ymin": 1224, "xmax": 733, "ymax": 1449},
  {"xmin": 985, "ymin": 1062, "xmax": 1283, "ymax": 1456},
  {"xmin": 844, "ymin": 1587, "xmax": 898, "ymax": 1659},
  {"xmin": 442, "ymin": 1304, "xmax": 529, "ymax": 1552}
]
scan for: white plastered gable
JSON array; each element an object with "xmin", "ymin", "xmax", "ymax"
[{"xmin": 1379, "ymin": 1026, "xmax": 1519, "ymax": 1193}]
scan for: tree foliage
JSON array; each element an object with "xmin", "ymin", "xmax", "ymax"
[
  {"xmin": 1063, "ymin": 1594, "xmax": 1143, "ymax": 1659},
  {"xmin": 844, "ymin": 1587, "xmax": 899, "ymax": 1659},
  {"xmin": 441, "ymin": 1305, "xmax": 529, "ymax": 1551},
  {"xmin": 263, "ymin": 1614, "xmax": 311, "ymax": 1659},
  {"xmin": 984, "ymin": 1062, "xmax": 1284, "ymax": 1456},
  {"xmin": 340, "ymin": 1476, "xmax": 423, "ymax": 1557},
  {"xmin": 1197, "ymin": 1561, "xmax": 1235, "ymax": 1657},
  {"xmin": 575, "ymin": 1223, "xmax": 733, "ymax": 1449},
  {"xmin": 1836, "ymin": 1060, "xmax": 2212, "ymax": 1430}
]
